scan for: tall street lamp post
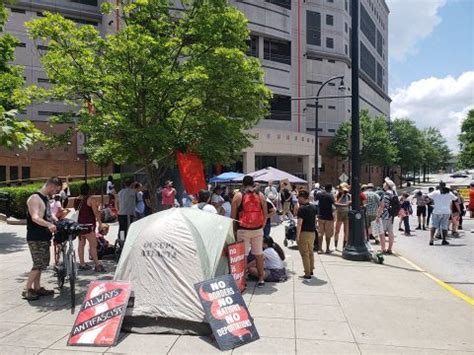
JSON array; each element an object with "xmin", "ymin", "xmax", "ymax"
[
  {"xmin": 292, "ymin": 77, "xmax": 349, "ymax": 183},
  {"xmin": 342, "ymin": 0, "xmax": 371, "ymax": 261}
]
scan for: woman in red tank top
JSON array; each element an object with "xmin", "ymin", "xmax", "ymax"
[{"xmin": 74, "ymin": 183, "xmax": 105, "ymax": 272}]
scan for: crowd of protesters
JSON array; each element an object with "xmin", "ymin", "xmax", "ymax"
[{"xmin": 21, "ymin": 174, "xmax": 473, "ymax": 299}]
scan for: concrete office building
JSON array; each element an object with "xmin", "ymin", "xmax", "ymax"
[{"xmin": 1, "ymin": 0, "xmax": 390, "ymax": 185}]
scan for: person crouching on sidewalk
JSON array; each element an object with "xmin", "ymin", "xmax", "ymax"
[{"xmin": 296, "ymin": 190, "xmax": 318, "ymax": 282}]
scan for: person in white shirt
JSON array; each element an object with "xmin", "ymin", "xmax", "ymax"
[
  {"xmin": 428, "ymin": 182, "xmax": 459, "ymax": 246},
  {"xmin": 222, "ymin": 195, "xmax": 232, "ymax": 218},
  {"xmin": 248, "ymin": 237, "xmax": 287, "ymax": 282},
  {"xmin": 192, "ymin": 189, "xmax": 217, "ymax": 214}
]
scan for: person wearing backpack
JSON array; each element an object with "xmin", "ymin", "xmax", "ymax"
[
  {"xmin": 375, "ymin": 179, "xmax": 398, "ymax": 254},
  {"xmin": 231, "ymin": 176, "xmax": 268, "ymax": 288}
]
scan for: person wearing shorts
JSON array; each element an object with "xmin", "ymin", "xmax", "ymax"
[
  {"xmin": 364, "ymin": 183, "xmax": 381, "ymax": 243},
  {"xmin": 232, "ymin": 176, "xmax": 268, "ymax": 287},
  {"xmin": 428, "ymin": 182, "xmax": 458, "ymax": 246},
  {"xmin": 24, "ymin": 177, "xmax": 62, "ymax": 301}
]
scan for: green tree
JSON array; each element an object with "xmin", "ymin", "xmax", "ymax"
[
  {"xmin": 391, "ymin": 119, "xmax": 423, "ymax": 186},
  {"xmin": 27, "ymin": 0, "xmax": 271, "ymax": 209},
  {"xmin": 360, "ymin": 110, "xmax": 397, "ymax": 181},
  {"xmin": 420, "ymin": 127, "xmax": 451, "ymax": 180},
  {"xmin": 0, "ymin": 1, "xmax": 43, "ymax": 149},
  {"xmin": 458, "ymin": 109, "xmax": 474, "ymax": 169},
  {"xmin": 328, "ymin": 120, "xmax": 351, "ymax": 161}
]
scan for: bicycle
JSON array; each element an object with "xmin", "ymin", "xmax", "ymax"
[{"xmin": 53, "ymin": 220, "xmax": 93, "ymax": 311}]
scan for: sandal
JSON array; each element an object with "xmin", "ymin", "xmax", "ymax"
[
  {"xmin": 78, "ymin": 264, "xmax": 93, "ymax": 271},
  {"xmin": 36, "ymin": 287, "xmax": 54, "ymax": 296}
]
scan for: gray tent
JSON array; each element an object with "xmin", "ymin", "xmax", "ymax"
[{"xmin": 114, "ymin": 208, "xmax": 235, "ymax": 335}]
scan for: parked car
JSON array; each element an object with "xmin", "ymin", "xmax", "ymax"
[{"xmin": 450, "ymin": 172, "xmax": 469, "ymax": 178}]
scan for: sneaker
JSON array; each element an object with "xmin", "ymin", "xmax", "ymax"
[
  {"xmin": 416, "ymin": 226, "xmax": 421, "ymax": 230},
  {"xmin": 429, "ymin": 240, "xmax": 434, "ymax": 246},
  {"xmin": 78, "ymin": 264, "xmax": 93, "ymax": 271},
  {"xmin": 94, "ymin": 264, "xmax": 106, "ymax": 273},
  {"xmin": 22, "ymin": 289, "xmax": 39, "ymax": 301},
  {"xmin": 386, "ymin": 250, "xmax": 393, "ymax": 255},
  {"xmin": 298, "ymin": 275, "xmax": 312, "ymax": 280},
  {"xmin": 442, "ymin": 240, "xmax": 450, "ymax": 246},
  {"xmin": 422, "ymin": 226, "xmax": 427, "ymax": 231},
  {"xmin": 257, "ymin": 281, "xmax": 265, "ymax": 288},
  {"xmin": 459, "ymin": 225, "xmax": 463, "ymax": 230},
  {"xmin": 398, "ymin": 228, "xmax": 404, "ymax": 232},
  {"xmin": 35, "ymin": 287, "xmax": 54, "ymax": 297}
]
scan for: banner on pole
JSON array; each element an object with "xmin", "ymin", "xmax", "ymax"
[
  {"xmin": 68, "ymin": 281, "xmax": 131, "ymax": 347},
  {"xmin": 228, "ymin": 242, "xmax": 246, "ymax": 292},
  {"xmin": 176, "ymin": 151, "xmax": 207, "ymax": 195}
]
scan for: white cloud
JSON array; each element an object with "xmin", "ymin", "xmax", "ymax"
[
  {"xmin": 387, "ymin": 0, "xmax": 447, "ymax": 62},
  {"xmin": 391, "ymin": 71, "xmax": 474, "ymax": 152}
]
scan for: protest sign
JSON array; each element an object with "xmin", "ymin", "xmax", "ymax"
[
  {"xmin": 68, "ymin": 281, "xmax": 131, "ymax": 347},
  {"xmin": 195, "ymin": 274, "xmax": 259, "ymax": 351},
  {"xmin": 228, "ymin": 242, "xmax": 246, "ymax": 292}
]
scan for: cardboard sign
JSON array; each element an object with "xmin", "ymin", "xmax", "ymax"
[
  {"xmin": 458, "ymin": 188, "xmax": 470, "ymax": 202},
  {"xmin": 195, "ymin": 274, "xmax": 259, "ymax": 351},
  {"xmin": 68, "ymin": 281, "xmax": 131, "ymax": 347},
  {"xmin": 228, "ymin": 242, "xmax": 246, "ymax": 292}
]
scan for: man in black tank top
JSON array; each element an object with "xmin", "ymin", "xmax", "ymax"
[{"xmin": 23, "ymin": 177, "xmax": 62, "ymax": 301}]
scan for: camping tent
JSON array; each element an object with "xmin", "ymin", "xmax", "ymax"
[
  {"xmin": 209, "ymin": 171, "xmax": 244, "ymax": 183},
  {"xmin": 233, "ymin": 166, "xmax": 307, "ymax": 184},
  {"xmin": 114, "ymin": 208, "xmax": 235, "ymax": 335}
]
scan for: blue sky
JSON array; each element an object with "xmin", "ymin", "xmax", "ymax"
[{"xmin": 387, "ymin": 0, "xmax": 474, "ymax": 152}]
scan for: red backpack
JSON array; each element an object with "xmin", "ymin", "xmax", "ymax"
[{"xmin": 239, "ymin": 191, "xmax": 264, "ymax": 229}]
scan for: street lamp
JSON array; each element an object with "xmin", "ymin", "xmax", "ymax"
[
  {"xmin": 292, "ymin": 77, "xmax": 350, "ymax": 183},
  {"xmin": 342, "ymin": 0, "xmax": 371, "ymax": 261}
]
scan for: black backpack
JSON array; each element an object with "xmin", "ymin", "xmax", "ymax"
[{"xmin": 388, "ymin": 194, "xmax": 400, "ymax": 217}]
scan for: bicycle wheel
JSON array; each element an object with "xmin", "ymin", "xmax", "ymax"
[
  {"xmin": 56, "ymin": 246, "xmax": 66, "ymax": 289},
  {"xmin": 68, "ymin": 248, "xmax": 77, "ymax": 309}
]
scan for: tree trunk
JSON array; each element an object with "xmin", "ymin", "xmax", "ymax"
[{"xmin": 144, "ymin": 164, "xmax": 167, "ymax": 213}]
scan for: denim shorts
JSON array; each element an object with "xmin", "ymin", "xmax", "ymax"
[{"xmin": 431, "ymin": 214, "xmax": 450, "ymax": 230}]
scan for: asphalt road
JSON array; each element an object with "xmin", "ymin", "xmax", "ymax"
[{"xmin": 392, "ymin": 178, "xmax": 474, "ymax": 299}]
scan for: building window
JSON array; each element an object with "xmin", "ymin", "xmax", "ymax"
[
  {"xmin": 328, "ymin": 106, "xmax": 336, "ymax": 110},
  {"xmin": 264, "ymin": 38, "xmax": 291, "ymax": 65},
  {"xmin": 307, "ymin": 11, "xmax": 321, "ymax": 46},
  {"xmin": 21, "ymin": 167, "xmax": 30, "ymax": 180},
  {"xmin": 70, "ymin": 0, "xmax": 98, "ymax": 5},
  {"xmin": 328, "ymin": 82, "xmax": 336, "ymax": 86},
  {"xmin": 327, "ymin": 0, "xmax": 334, "ymax": 3},
  {"xmin": 246, "ymin": 35, "xmax": 259, "ymax": 58},
  {"xmin": 267, "ymin": 95, "xmax": 291, "ymax": 121},
  {"xmin": 38, "ymin": 111, "xmax": 62, "ymax": 116},
  {"xmin": 265, "ymin": 0, "xmax": 291, "ymax": 10},
  {"xmin": 328, "ymin": 129, "xmax": 336, "ymax": 132},
  {"xmin": 10, "ymin": 8, "xmax": 26, "ymax": 14},
  {"xmin": 326, "ymin": 14, "xmax": 334, "ymax": 26},
  {"xmin": 345, "ymin": 22, "xmax": 348, "ymax": 33},
  {"xmin": 37, "ymin": 78, "xmax": 50, "ymax": 83},
  {"xmin": 36, "ymin": 45, "xmax": 49, "ymax": 51},
  {"xmin": 345, "ymin": 0, "xmax": 348, "ymax": 11},
  {"xmin": 345, "ymin": 44, "xmax": 348, "ymax": 55},
  {"xmin": 36, "ymin": 11, "xmax": 44, "ymax": 17},
  {"xmin": 377, "ymin": 62, "xmax": 383, "ymax": 87},
  {"xmin": 0, "ymin": 166, "xmax": 6, "ymax": 182},
  {"xmin": 376, "ymin": 29, "xmax": 383, "ymax": 56},
  {"xmin": 360, "ymin": 42, "xmax": 376, "ymax": 82},
  {"xmin": 328, "ymin": 59, "xmax": 336, "ymax": 63},
  {"xmin": 16, "ymin": 42, "xmax": 26, "ymax": 48},
  {"xmin": 10, "ymin": 166, "xmax": 18, "ymax": 181},
  {"xmin": 361, "ymin": 4, "xmax": 376, "ymax": 47},
  {"xmin": 326, "ymin": 37, "xmax": 334, "ymax": 49},
  {"xmin": 65, "ymin": 16, "xmax": 99, "ymax": 26}
]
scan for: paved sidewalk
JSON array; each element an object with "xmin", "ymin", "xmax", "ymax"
[{"xmin": 0, "ymin": 221, "xmax": 473, "ymax": 354}]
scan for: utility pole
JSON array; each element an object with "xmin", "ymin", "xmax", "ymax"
[{"xmin": 343, "ymin": 0, "xmax": 370, "ymax": 261}]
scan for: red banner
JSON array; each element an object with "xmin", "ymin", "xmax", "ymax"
[
  {"xmin": 176, "ymin": 151, "xmax": 207, "ymax": 195},
  {"xmin": 228, "ymin": 242, "xmax": 246, "ymax": 292},
  {"xmin": 68, "ymin": 281, "xmax": 131, "ymax": 347}
]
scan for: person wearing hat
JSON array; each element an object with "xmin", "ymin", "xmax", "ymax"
[
  {"xmin": 161, "ymin": 180, "xmax": 176, "ymax": 210},
  {"xmin": 334, "ymin": 183, "xmax": 352, "ymax": 249},
  {"xmin": 427, "ymin": 182, "xmax": 458, "ymax": 245},
  {"xmin": 375, "ymin": 179, "xmax": 398, "ymax": 254},
  {"xmin": 364, "ymin": 183, "xmax": 380, "ymax": 243}
]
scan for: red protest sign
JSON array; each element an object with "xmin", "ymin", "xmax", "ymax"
[
  {"xmin": 176, "ymin": 151, "xmax": 207, "ymax": 195},
  {"xmin": 228, "ymin": 242, "xmax": 246, "ymax": 292},
  {"xmin": 68, "ymin": 281, "xmax": 131, "ymax": 347}
]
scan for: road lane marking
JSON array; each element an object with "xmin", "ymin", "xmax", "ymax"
[{"xmin": 396, "ymin": 253, "xmax": 474, "ymax": 307}]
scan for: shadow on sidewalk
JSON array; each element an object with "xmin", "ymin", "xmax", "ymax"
[{"xmin": 0, "ymin": 232, "xmax": 27, "ymax": 254}]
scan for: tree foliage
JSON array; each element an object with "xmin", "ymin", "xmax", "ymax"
[
  {"xmin": 391, "ymin": 119, "xmax": 424, "ymax": 172},
  {"xmin": 420, "ymin": 127, "xmax": 451, "ymax": 171},
  {"xmin": 327, "ymin": 120, "xmax": 351, "ymax": 160},
  {"xmin": 0, "ymin": 1, "xmax": 43, "ymax": 149},
  {"xmin": 458, "ymin": 109, "xmax": 474, "ymax": 169},
  {"xmin": 27, "ymin": 0, "xmax": 271, "ymax": 209}
]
